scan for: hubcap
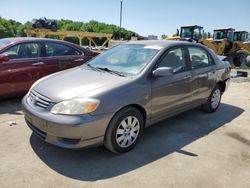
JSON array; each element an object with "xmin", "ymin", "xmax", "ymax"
[
  {"xmin": 211, "ymin": 89, "xmax": 221, "ymax": 109},
  {"xmin": 116, "ymin": 116, "xmax": 140, "ymax": 148}
]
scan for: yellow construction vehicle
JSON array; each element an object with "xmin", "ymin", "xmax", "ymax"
[
  {"xmin": 202, "ymin": 28, "xmax": 250, "ymax": 67},
  {"xmin": 167, "ymin": 25, "xmax": 229, "ymax": 56},
  {"xmin": 166, "ymin": 25, "xmax": 205, "ymax": 42},
  {"xmin": 179, "ymin": 25, "xmax": 205, "ymax": 42},
  {"xmin": 201, "ymin": 28, "xmax": 235, "ymax": 56},
  {"xmin": 167, "ymin": 26, "xmax": 250, "ymax": 67},
  {"xmin": 232, "ymin": 31, "xmax": 250, "ymax": 66}
]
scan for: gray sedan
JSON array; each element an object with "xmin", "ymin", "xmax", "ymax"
[{"xmin": 22, "ymin": 40, "xmax": 231, "ymax": 153}]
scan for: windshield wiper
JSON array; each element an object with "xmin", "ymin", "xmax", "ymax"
[
  {"xmin": 86, "ymin": 64, "xmax": 104, "ymax": 73},
  {"xmin": 95, "ymin": 67, "xmax": 126, "ymax": 77},
  {"xmin": 86, "ymin": 63, "xmax": 98, "ymax": 70},
  {"xmin": 86, "ymin": 64, "xmax": 125, "ymax": 77}
]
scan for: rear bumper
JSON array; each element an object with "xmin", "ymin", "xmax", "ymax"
[{"xmin": 22, "ymin": 95, "xmax": 113, "ymax": 149}]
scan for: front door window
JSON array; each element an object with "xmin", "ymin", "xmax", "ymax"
[
  {"xmin": 158, "ymin": 48, "xmax": 187, "ymax": 73},
  {"xmin": 2, "ymin": 43, "xmax": 39, "ymax": 59}
]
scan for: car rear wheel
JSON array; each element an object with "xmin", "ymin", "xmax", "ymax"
[
  {"xmin": 104, "ymin": 107, "xmax": 143, "ymax": 153},
  {"xmin": 202, "ymin": 85, "xmax": 222, "ymax": 113}
]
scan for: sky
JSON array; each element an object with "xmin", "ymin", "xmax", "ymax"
[{"xmin": 1, "ymin": 0, "xmax": 250, "ymax": 37}]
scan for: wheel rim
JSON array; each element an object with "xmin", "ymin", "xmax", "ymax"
[
  {"xmin": 211, "ymin": 89, "xmax": 221, "ymax": 109},
  {"xmin": 116, "ymin": 116, "xmax": 140, "ymax": 148}
]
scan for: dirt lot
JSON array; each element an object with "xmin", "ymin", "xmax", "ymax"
[{"xmin": 0, "ymin": 81, "xmax": 250, "ymax": 188}]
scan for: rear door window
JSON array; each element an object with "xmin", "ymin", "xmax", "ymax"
[
  {"xmin": 188, "ymin": 47, "xmax": 213, "ymax": 69},
  {"xmin": 44, "ymin": 42, "xmax": 81, "ymax": 57}
]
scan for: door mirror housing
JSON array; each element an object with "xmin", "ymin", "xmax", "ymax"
[
  {"xmin": 0, "ymin": 54, "xmax": 10, "ymax": 62},
  {"xmin": 153, "ymin": 67, "xmax": 173, "ymax": 77}
]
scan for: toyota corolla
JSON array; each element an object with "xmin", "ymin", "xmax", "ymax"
[{"xmin": 22, "ymin": 41, "xmax": 231, "ymax": 153}]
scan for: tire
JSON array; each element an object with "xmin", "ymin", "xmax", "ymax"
[
  {"xmin": 233, "ymin": 50, "xmax": 249, "ymax": 67},
  {"xmin": 104, "ymin": 107, "xmax": 144, "ymax": 153},
  {"xmin": 246, "ymin": 54, "xmax": 250, "ymax": 68},
  {"xmin": 202, "ymin": 85, "xmax": 222, "ymax": 113}
]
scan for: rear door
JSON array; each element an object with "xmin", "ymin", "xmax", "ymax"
[
  {"xmin": 187, "ymin": 46, "xmax": 217, "ymax": 105},
  {"xmin": 38, "ymin": 42, "xmax": 61, "ymax": 76},
  {"xmin": 41, "ymin": 42, "xmax": 86, "ymax": 73},
  {"xmin": 0, "ymin": 42, "xmax": 42, "ymax": 96},
  {"xmin": 151, "ymin": 47, "xmax": 193, "ymax": 122}
]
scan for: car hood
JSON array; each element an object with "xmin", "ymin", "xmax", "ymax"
[{"xmin": 32, "ymin": 66, "xmax": 133, "ymax": 102}]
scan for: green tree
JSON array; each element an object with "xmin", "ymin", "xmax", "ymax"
[
  {"xmin": 0, "ymin": 17, "xmax": 16, "ymax": 38},
  {"xmin": 0, "ymin": 17, "xmax": 139, "ymax": 41},
  {"xmin": 161, "ymin": 34, "xmax": 168, "ymax": 39}
]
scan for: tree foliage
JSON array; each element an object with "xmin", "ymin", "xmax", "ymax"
[
  {"xmin": 161, "ymin": 34, "xmax": 168, "ymax": 39},
  {"xmin": 0, "ymin": 17, "xmax": 138, "ymax": 41}
]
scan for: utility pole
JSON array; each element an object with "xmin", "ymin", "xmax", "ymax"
[{"xmin": 119, "ymin": 1, "xmax": 123, "ymax": 40}]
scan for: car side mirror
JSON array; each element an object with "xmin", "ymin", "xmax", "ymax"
[
  {"xmin": 153, "ymin": 67, "xmax": 173, "ymax": 77},
  {"xmin": 0, "ymin": 54, "xmax": 10, "ymax": 62}
]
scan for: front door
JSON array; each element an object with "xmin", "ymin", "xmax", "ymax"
[
  {"xmin": 151, "ymin": 47, "xmax": 193, "ymax": 122},
  {"xmin": 0, "ymin": 42, "xmax": 43, "ymax": 96}
]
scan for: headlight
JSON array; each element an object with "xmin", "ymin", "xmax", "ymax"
[{"xmin": 51, "ymin": 98, "xmax": 100, "ymax": 115}]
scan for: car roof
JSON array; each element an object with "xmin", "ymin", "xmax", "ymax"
[
  {"xmin": 0, "ymin": 37, "xmax": 84, "ymax": 51},
  {"xmin": 126, "ymin": 40, "xmax": 205, "ymax": 49},
  {"xmin": 2, "ymin": 37, "xmax": 73, "ymax": 44}
]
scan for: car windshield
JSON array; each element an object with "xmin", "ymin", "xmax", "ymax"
[
  {"xmin": 87, "ymin": 44, "xmax": 160, "ymax": 75},
  {"xmin": 0, "ymin": 39, "xmax": 12, "ymax": 49}
]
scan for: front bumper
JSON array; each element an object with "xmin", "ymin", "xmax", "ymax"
[{"xmin": 22, "ymin": 95, "xmax": 113, "ymax": 149}]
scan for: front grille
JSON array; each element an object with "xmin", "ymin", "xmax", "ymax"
[
  {"xmin": 26, "ymin": 119, "xmax": 47, "ymax": 140},
  {"xmin": 28, "ymin": 90, "xmax": 52, "ymax": 110}
]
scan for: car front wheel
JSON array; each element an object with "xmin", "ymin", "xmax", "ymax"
[
  {"xmin": 104, "ymin": 107, "xmax": 144, "ymax": 153},
  {"xmin": 202, "ymin": 85, "xmax": 222, "ymax": 113}
]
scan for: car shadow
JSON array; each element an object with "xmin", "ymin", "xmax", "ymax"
[
  {"xmin": 0, "ymin": 97, "xmax": 23, "ymax": 115},
  {"xmin": 30, "ymin": 103, "xmax": 244, "ymax": 181}
]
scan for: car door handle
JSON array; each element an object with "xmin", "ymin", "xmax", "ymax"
[
  {"xmin": 32, "ymin": 62, "xmax": 45, "ymax": 66},
  {"xmin": 74, "ymin": 58, "xmax": 84, "ymax": 62}
]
